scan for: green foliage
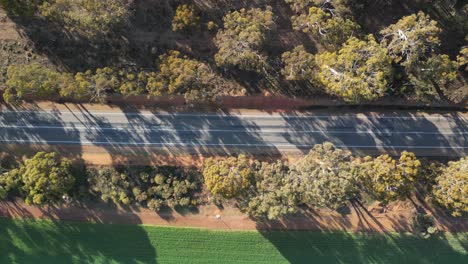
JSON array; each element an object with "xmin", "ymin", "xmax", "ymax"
[
  {"xmin": 457, "ymin": 47, "xmax": 468, "ymax": 71},
  {"xmin": 5, "ymin": 152, "xmax": 74, "ymax": 205},
  {"xmin": 407, "ymin": 53, "xmax": 459, "ymax": 99},
  {"xmin": 214, "ymin": 7, "xmax": 275, "ymax": 73},
  {"xmin": 241, "ymin": 160, "xmax": 298, "ymax": 220},
  {"xmin": 40, "ymin": 0, "xmax": 130, "ymax": 36},
  {"xmin": 356, "ymin": 151, "xmax": 421, "ymax": 204},
  {"xmin": 0, "ymin": 0, "xmax": 43, "ymax": 16},
  {"xmin": 412, "ymin": 213, "xmax": 438, "ymax": 239},
  {"xmin": 281, "ymin": 45, "xmax": 317, "ymax": 81},
  {"xmin": 289, "ymin": 142, "xmax": 357, "ymax": 209},
  {"xmin": 87, "ymin": 166, "xmax": 200, "ymax": 211},
  {"xmin": 292, "ymin": 6, "xmax": 360, "ymax": 50},
  {"xmin": 172, "ymin": 4, "xmax": 200, "ymax": 32},
  {"xmin": 4, "ymin": 63, "xmax": 62, "ymax": 103},
  {"xmin": 203, "ymin": 155, "xmax": 253, "ymax": 199},
  {"xmin": 380, "ymin": 12, "xmax": 441, "ymax": 67},
  {"xmin": 148, "ymin": 51, "xmax": 207, "ymax": 96},
  {"xmin": 432, "ymin": 157, "xmax": 467, "ymax": 217},
  {"xmin": 316, "ymin": 36, "xmax": 392, "ymax": 102}
]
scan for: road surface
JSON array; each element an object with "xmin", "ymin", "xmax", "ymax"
[{"xmin": 0, "ymin": 110, "xmax": 466, "ymax": 156}]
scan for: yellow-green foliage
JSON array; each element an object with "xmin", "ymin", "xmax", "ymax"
[
  {"xmin": 4, "ymin": 63, "xmax": 63, "ymax": 103},
  {"xmin": 214, "ymin": 7, "xmax": 275, "ymax": 73},
  {"xmin": 292, "ymin": 6, "xmax": 360, "ymax": 50},
  {"xmin": 457, "ymin": 47, "xmax": 468, "ymax": 70},
  {"xmin": 316, "ymin": 35, "xmax": 392, "ymax": 102},
  {"xmin": 203, "ymin": 155, "xmax": 253, "ymax": 199},
  {"xmin": 40, "ymin": 0, "xmax": 130, "ymax": 36},
  {"xmin": 147, "ymin": 50, "xmax": 209, "ymax": 96},
  {"xmin": 281, "ymin": 45, "xmax": 317, "ymax": 81},
  {"xmin": 290, "ymin": 142, "xmax": 357, "ymax": 209},
  {"xmin": 87, "ymin": 166, "xmax": 200, "ymax": 211},
  {"xmin": 5, "ymin": 152, "xmax": 74, "ymax": 205},
  {"xmin": 0, "ymin": 0, "xmax": 42, "ymax": 16},
  {"xmin": 172, "ymin": 4, "xmax": 200, "ymax": 31},
  {"xmin": 407, "ymin": 53, "xmax": 459, "ymax": 99},
  {"xmin": 357, "ymin": 151, "xmax": 421, "ymax": 203},
  {"xmin": 433, "ymin": 157, "xmax": 467, "ymax": 217},
  {"xmin": 380, "ymin": 12, "xmax": 441, "ymax": 67}
]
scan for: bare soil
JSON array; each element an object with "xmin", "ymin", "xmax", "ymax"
[{"xmin": 1, "ymin": 195, "xmax": 466, "ymax": 232}]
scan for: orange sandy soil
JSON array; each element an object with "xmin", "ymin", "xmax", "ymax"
[{"xmin": 1, "ymin": 194, "xmax": 466, "ymax": 232}]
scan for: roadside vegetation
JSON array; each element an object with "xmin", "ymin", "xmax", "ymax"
[
  {"xmin": 0, "ymin": 0, "xmax": 466, "ymax": 105},
  {"xmin": 0, "ymin": 218, "xmax": 466, "ymax": 263},
  {"xmin": 1, "ymin": 144, "xmax": 466, "ymax": 221}
]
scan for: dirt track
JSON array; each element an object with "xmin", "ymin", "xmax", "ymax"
[{"xmin": 1, "ymin": 197, "xmax": 466, "ymax": 232}]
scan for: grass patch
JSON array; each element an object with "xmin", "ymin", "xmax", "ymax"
[{"xmin": 0, "ymin": 218, "xmax": 466, "ymax": 263}]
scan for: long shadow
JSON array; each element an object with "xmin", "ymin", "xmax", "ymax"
[
  {"xmin": 281, "ymin": 111, "xmax": 467, "ymax": 157},
  {"xmin": 0, "ymin": 218, "xmax": 157, "ymax": 263},
  {"xmin": 258, "ymin": 229, "xmax": 468, "ymax": 263}
]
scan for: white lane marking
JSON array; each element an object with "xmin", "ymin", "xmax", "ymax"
[
  {"xmin": 0, "ymin": 125, "xmax": 466, "ymax": 135},
  {"xmin": 1, "ymin": 110, "xmax": 466, "ymax": 120},
  {"xmin": 0, "ymin": 139, "xmax": 467, "ymax": 149}
]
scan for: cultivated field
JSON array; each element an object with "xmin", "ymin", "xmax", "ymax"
[{"xmin": 0, "ymin": 218, "xmax": 466, "ymax": 264}]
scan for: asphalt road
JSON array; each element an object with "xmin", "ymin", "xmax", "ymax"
[{"xmin": 0, "ymin": 110, "xmax": 466, "ymax": 156}]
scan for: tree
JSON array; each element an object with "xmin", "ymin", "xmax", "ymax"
[
  {"xmin": 289, "ymin": 142, "xmax": 358, "ymax": 209},
  {"xmin": 40, "ymin": 0, "xmax": 130, "ymax": 36},
  {"xmin": 292, "ymin": 6, "xmax": 360, "ymax": 50},
  {"xmin": 407, "ymin": 53, "xmax": 459, "ymax": 99},
  {"xmin": 380, "ymin": 12, "xmax": 441, "ymax": 67},
  {"xmin": 117, "ymin": 69, "xmax": 148, "ymax": 96},
  {"xmin": 147, "ymin": 50, "xmax": 218, "ymax": 101},
  {"xmin": 241, "ymin": 160, "xmax": 298, "ymax": 220},
  {"xmin": 285, "ymin": 0, "xmax": 361, "ymax": 17},
  {"xmin": 87, "ymin": 166, "xmax": 200, "ymax": 210},
  {"xmin": 172, "ymin": 4, "xmax": 200, "ymax": 32},
  {"xmin": 60, "ymin": 68, "xmax": 116, "ymax": 102},
  {"xmin": 284, "ymin": 0, "xmax": 314, "ymax": 13},
  {"xmin": 0, "ymin": 0, "xmax": 43, "ymax": 16},
  {"xmin": 203, "ymin": 155, "xmax": 253, "ymax": 199},
  {"xmin": 4, "ymin": 63, "xmax": 61, "ymax": 103},
  {"xmin": 7, "ymin": 152, "xmax": 74, "ymax": 205},
  {"xmin": 214, "ymin": 7, "xmax": 275, "ymax": 73},
  {"xmin": 457, "ymin": 47, "xmax": 468, "ymax": 72},
  {"xmin": 432, "ymin": 157, "xmax": 467, "ymax": 217},
  {"xmin": 87, "ymin": 167, "xmax": 133, "ymax": 205},
  {"xmin": 281, "ymin": 45, "xmax": 317, "ymax": 81},
  {"xmin": 316, "ymin": 35, "xmax": 392, "ymax": 102},
  {"xmin": 356, "ymin": 151, "xmax": 421, "ymax": 203}
]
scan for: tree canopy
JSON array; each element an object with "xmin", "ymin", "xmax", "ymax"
[
  {"xmin": 40, "ymin": 0, "xmax": 131, "ymax": 36},
  {"xmin": 289, "ymin": 142, "xmax": 358, "ymax": 209},
  {"xmin": 316, "ymin": 36, "xmax": 392, "ymax": 102},
  {"xmin": 356, "ymin": 152, "xmax": 421, "ymax": 204},
  {"xmin": 281, "ymin": 45, "xmax": 317, "ymax": 81},
  {"xmin": 380, "ymin": 12, "xmax": 441, "ymax": 67},
  {"xmin": 6, "ymin": 152, "xmax": 74, "ymax": 205},
  {"xmin": 292, "ymin": 6, "xmax": 360, "ymax": 50},
  {"xmin": 214, "ymin": 7, "xmax": 276, "ymax": 73},
  {"xmin": 241, "ymin": 160, "xmax": 298, "ymax": 220},
  {"xmin": 432, "ymin": 157, "xmax": 467, "ymax": 217},
  {"xmin": 203, "ymin": 155, "xmax": 253, "ymax": 199}
]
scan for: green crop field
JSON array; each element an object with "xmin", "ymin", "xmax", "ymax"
[{"xmin": 0, "ymin": 218, "xmax": 466, "ymax": 264}]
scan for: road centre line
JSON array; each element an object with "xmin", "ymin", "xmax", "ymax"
[
  {"xmin": 0, "ymin": 125, "xmax": 466, "ymax": 135},
  {"xmin": 0, "ymin": 139, "xmax": 467, "ymax": 149}
]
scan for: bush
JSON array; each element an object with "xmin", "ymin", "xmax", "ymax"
[
  {"xmin": 432, "ymin": 157, "xmax": 467, "ymax": 217},
  {"xmin": 172, "ymin": 4, "xmax": 200, "ymax": 32},
  {"xmin": 88, "ymin": 166, "xmax": 200, "ymax": 211},
  {"xmin": 4, "ymin": 152, "xmax": 74, "ymax": 205},
  {"xmin": 203, "ymin": 155, "xmax": 254, "ymax": 199}
]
